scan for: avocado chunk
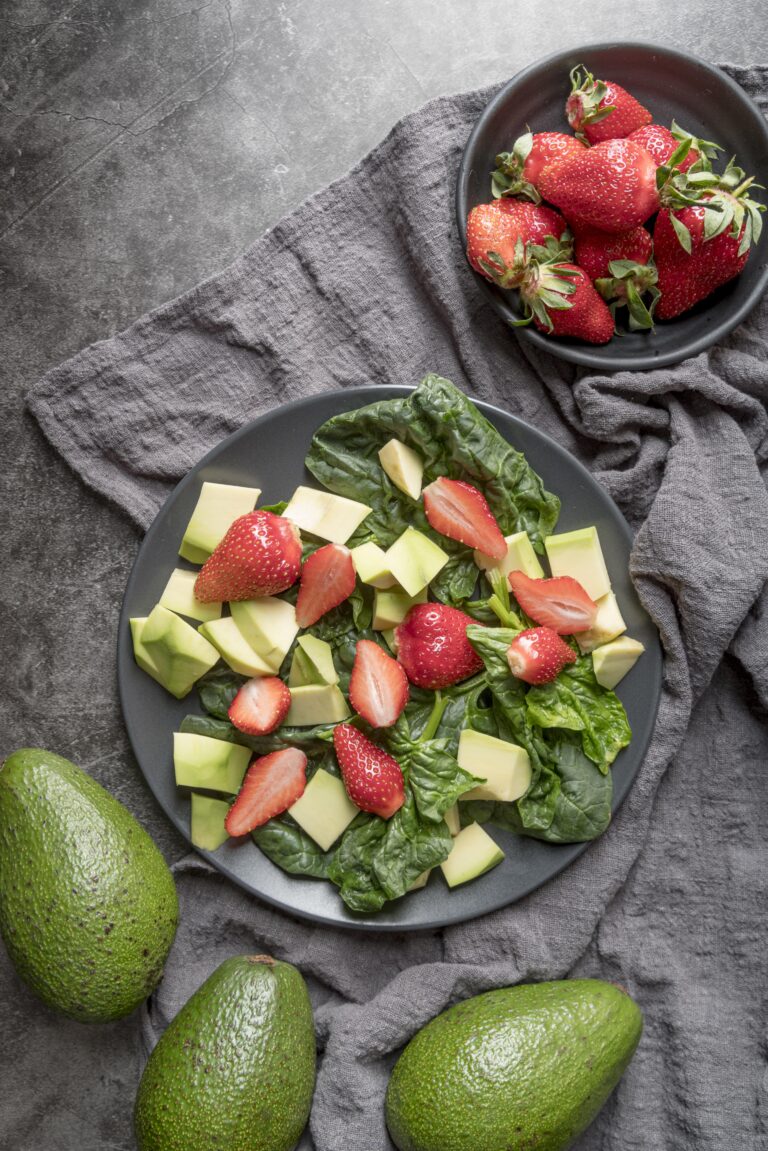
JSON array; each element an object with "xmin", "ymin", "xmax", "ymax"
[
  {"xmin": 385, "ymin": 979, "xmax": 643, "ymax": 1151},
  {"xmin": 283, "ymin": 485, "xmax": 371, "ymax": 544},
  {"xmin": 577, "ymin": 590, "xmax": 627, "ymax": 654},
  {"xmin": 382, "ymin": 628, "xmax": 398, "ymax": 653},
  {"xmin": 545, "ymin": 525, "xmax": 611, "ymax": 601},
  {"xmin": 351, "ymin": 541, "xmax": 398, "ymax": 588},
  {"xmin": 457, "ymin": 729, "xmax": 531, "ymax": 802},
  {"xmin": 385, "ymin": 528, "xmax": 449, "ymax": 596},
  {"xmin": 190, "ymin": 792, "xmax": 231, "ymax": 851},
  {"xmin": 440, "ymin": 823, "xmax": 504, "ymax": 888},
  {"xmin": 409, "ymin": 869, "xmax": 432, "ymax": 891},
  {"xmin": 443, "ymin": 803, "xmax": 460, "ymax": 837},
  {"xmin": 0, "ymin": 749, "xmax": 178, "ymax": 1023},
  {"xmin": 288, "ymin": 768, "xmax": 359, "ymax": 851},
  {"xmin": 130, "ymin": 617, "xmax": 162, "ymax": 680},
  {"xmin": 284, "ymin": 684, "xmax": 350, "ymax": 727},
  {"xmin": 173, "ymin": 732, "xmax": 251, "ymax": 794},
  {"xmin": 178, "ymin": 481, "xmax": 261, "ymax": 564},
  {"xmin": 288, "ymin": 635, "xmax": 338, "ymax": 687},
  {"xmin": 378, "ymin": 438, "xmax": 424, "ymax": 500},
  {"xmin": 159, "ymin": 567, "xmax": 222, "ymax": 623},
  {"xmin": 372, "ymin": 586, "xmax": 428, "ymax": 630},
  {"xmin": 593, "ymin": 636, "xmax": 645, "ymax": 689},
  {"xmin": 134, "ymin": 955, "xmax": 316, "ymax": 1151},
  {"xmin": 230, "ymin": 596, "xmax": 299, "ymax": 672},
  {"xmin": 474, "ymin": 529, "xmax": 545, "ymax": 578},
  {"xmin": 139, "ymin": 604, "xmax": 220, "ymax": 698},
  {"xmin": 198, "ymin": 616, "xmax": 274, "ymax": 677}
]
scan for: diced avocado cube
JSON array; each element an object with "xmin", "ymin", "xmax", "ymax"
[
  {"xmin": 288, "ymin": 768, "xmax": 359, "ymax": 851},
  {"xmin": 378, "ymin": 439, "xmax": 424, "ymax": 500},
  {"xmin": 351, "ymin": 542, "xmax": 397, "ymax": 589},
  {"xmin": 284, "ymin": 684, "xmax": 350, "ymax": 727},
  {"xmin": 444, "ymin": 803, "xmax": 461, "ymax": 837},
  {"xmin": 440, "ymin": 823, "xmax": 505, "ymax": 888},
  {"xmin": 173, "ymin": 732, "xmax": 251, "ymax": 793},
  {"xmin": 198, "ymin": 617, "xmax": 274, "ymax": 677},
  {"xmin": 372, "ymin": 586, "xmax": 428, "ymax": 630},
  {"xmin": 592, "ymin": 636, "xmax": 645, "ymax": 690},
  {"xmin": 130, "ymin": 617, "xmax": 161, "ymax": 680},
  {"xmin": 288, "ymin": 636, "xmax": 338, "ymax": 687},
  {"xmin": 140, "ymin": 605, "xmax": 220, "ymax": 699},
  {"xmin": 190, "ymin": 792, "xmax": 231, "ymax": 851},
  {"xmin": 179, "ymin": 482, "xmax": 261, "ymax": 563},
  {"xmin": 230, "ymin": 597, "xmax": 298, "ymax": 672},
  {"xmin": 457, "ymin": 729, "xmax": 531, "ymax": 802},
  {"xmin": 283, "ymin": 486, "xmax": 371, "ymax": 544},
  {"xmin": 381, "ymin": 628, "xmax": 398, "ymax": 653},
  {"xmin": 474, "ymin": 530, "xmax": 545, "ymax": 579},
  {"xmin": 545, "ymin": 526, "xmax": 611, "ymax": 601},
  {"xmin": 577, "ymin": 592, "xmax": 627, "ymax": 654},
  {"xmin": 159, "ymin": 568, "xmax": 222, "ymax": 623},
  {"xmin": 409, "ymin": 869, "xmax": 432, "ymax": 891},
  {"xmin": 385, "ymin": 528, "xmax": 449, "ymax": 596}
]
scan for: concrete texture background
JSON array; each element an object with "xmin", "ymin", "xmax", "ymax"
[{"xmin": 1, "ymin": 3, "xmax": 767, "ymax": 1147}]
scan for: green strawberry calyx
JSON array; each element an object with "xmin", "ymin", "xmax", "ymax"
[
  {"xmin": 567, "ymin": 66, "xmax": 616, "ymax": 141},
  {"xmin": 595, "ymin": 259, "xmax": 661, "ymax": 332},
  {"xmin": 670, "ymin": 120, "xmax": 722, "ymax": 166},
  {"xmin": 491, "ymin": 130, "xmax": 541, "ymax": 203},
  {"xmin": 479, "ymin": 231, "xmax": 573, "ymax": 291},
  {"xmin": 664, "ymin": 157, "xmax": 766, "ymax": 255},
  {"xmin": 514, "ymin": 255, "xmax": 581, "ymax": 332}
]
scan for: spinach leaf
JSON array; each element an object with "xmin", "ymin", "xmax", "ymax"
[
  {"xmin": 371, "ymin": 793, "xmax": 453, "ymax": 900},
  {"xmin": 179, "ymin": 713, "xmax": 336, "ymax": 756},
  {"xmin": 328, "ymin": 814, "xmax": 389, "ymax": 913},
  {"xmin": 401, "ymin": 739, "xmax": 482, "ymax": 823},
  {"xmin": 252, "ymin": 816, "xmax": 335, "ymax": 879},
  {"xmin": 197, "ymin": 667, "xmax": 244, "ymax": 719},
  {"xmin": 526, "ymin": 657, "xmax": 631, "ymax": 773}
]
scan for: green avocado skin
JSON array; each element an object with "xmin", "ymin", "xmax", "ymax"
[
  {"xmin": 0, "ymin": 749, "xmax": 178, "ymax": 1023},
  {"xmin": 134, "ymin": 955, "xmax": 316, "ymax": 1151},
  {"xmin": 385, "ymin": 979, "xmax": 643, "ymax": 1151}
]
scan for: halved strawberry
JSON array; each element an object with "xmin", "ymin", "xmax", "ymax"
[
  {"xmin": 507, "ymin": 627, "xmax": 577, "ymax": 685},
  {"xmin": 224, "ymin": 747, "xmax": 307, "ymax": 836},
  {"xmin": 228, "ymin": 676, "xmax": 291, "ymax": 736},
  {"xmin": 349, "ymin": 639, "xmax": 409, "ymax": 728},
  {"xmin": 423, "ymin": 477, "xmax": 506, "ymax": 560},
  {"xmin": 195, "ymin": 510, "xmax": 302, "ymax": 603},
  {"xmin": 395, "ymin": 603, "xmax": 483, "ymax": 689},
  {"xmin": 333, "ymin": 724, "xmax": 405, "ymax": 819},
  {"xmin": 295, "ymin": 543, "xmax": 356, "ymax": 628},
  {"xmin": 508, "ymin": 570, "xmax": 597, "ymax": 634}
]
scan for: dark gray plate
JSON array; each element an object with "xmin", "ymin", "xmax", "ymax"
[
  {"xmin": 118, "ymin": 387, "xmax": 662, "ymax": 931},
  {"xmin": 456, "ymin": 41, "xmax": 768, "ymax": 371}
]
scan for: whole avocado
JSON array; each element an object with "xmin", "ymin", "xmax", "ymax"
[
  {"xmin": 0, "ymin": 748, "xmax": 178, "ymax": 1023},
  {"xmin": 385, "ymin": 978, "xmax": 643, "ymax": 1151},
  {"xmin": 134, "ymin": 954, "xmax": 316, "ymax": 1151}
]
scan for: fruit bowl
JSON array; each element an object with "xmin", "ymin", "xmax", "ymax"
[{"xmin": 456, "ymin": 41, "xmax": 768, "ymax": 371}]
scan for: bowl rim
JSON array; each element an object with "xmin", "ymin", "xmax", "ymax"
[{"xmin": 455, "ymin": 40, "xmax": 768, "ymax": 371}]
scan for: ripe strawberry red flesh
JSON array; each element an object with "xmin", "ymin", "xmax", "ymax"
[
  {"xmin": 423, "ymin": 476, "xmax": 507, "ymax": 559},
  {"xmin": 349, "ymin": 639, "xmax": 409, "ymax": 728},
  {"xmin": 295, "ymin": 543, "xmax": 356, "ymax": 628},
  {"xmin": 508, "ymin": 570, "xmax": 598, "ymax": 634},
  {"xmin": 195, "ymin": 510, "xmax": 302, "ymax": 603},
  {"xmin": 395, "ymin": 602, "xmax": 483, "ymax": 690},
  {"xmin": 573, "ymin": 225, "xmax": 653, "ymax": 282},
  {"xmin": 224, "ymin": 747, "xmax": 307, "ymax": 836},
  {"xmin": 518, "ymin": 261, "xmax": 615, "ymax": 345},
  {"xmin": 565, "ymin": 67, "xmax": 652, "ymax": 144},
  {"xmin": 537, "ymin": 139, "xmax": 659, "ymax": 234},
  {"xmin": 333, "ymin": 724, "xmax": 405, "ymax": 819},
  {"xmin": 466, "ymin": 199, "xmax": 570, "ymax": 288},
  {"xmin": 507, "ymin": 627, "xmax": 577, "ymax": 685},
  {"xmin": 227, "ymin": 676, "xmax": 291, "ymax": 736},
  {"xmin": 626, "ymin": 124, "xmax": 698, "ymax": 172},
  {"xmin": 491, "ymin": 131, "xmax": 587, "ymax": 201}
]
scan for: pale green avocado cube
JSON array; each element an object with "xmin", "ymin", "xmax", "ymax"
[
  {"xmin": 130, "ymin": 617, "xmax": 161, "ymax": 680},
  {"xmin": 545, "ymin": 526, "xmax": 611, "ymax": 601},
  {"xmin": 577, "ymin": 591, "xmax": 627, "ymax": 654},
  {"xmin": 592, "ymin": 636, "xmax": 645, "ymax": 690},
  {"xmin": 378, "ymin": 438, "xmax": 424, "ymax": 500},
  {"xmin": 474, "ymin": 530, "xmax": 545, "ymax": 579},
  {"xmin": 385, "ymin": 528, "xmax": 449, "ymax": 597},
  {"xmin": 190, "ymin": 792, "xmax": 231, "ymax": 851},
  {"xmin": 179, "ymin": 481, "xmax": 261, "ymax": 563},
  {"xmin": 288, "ymin": 768, "xmax": 359, "ymax": 851},
  {"xmin": 372, "ymin": 587, "xmax": 428, "ymax": 630},
  {"xmin": 230, "ymin": 597, "xmax": 298, "ymax": 672},
  {"xmin": 283, "ymin": 485, "xmax": 371, "ymax": 544},
  {"xmin": 173, "ymin": 732, "xmax": 251, "ymax": 793},
  {"xmin": 198, "ymin": 617, "xmax": 274, "ymax": 677},
  {"xmin": 381, "ymin": 628, "xmax": 398, "ymax": 653},
  {"xmin": 444, "ymin": 803, "xmax": 461, "ymax": 837},
  {"xmin": 351, "ymin": 542, "xmax": 397, "ymax": 589},
  {"xmin": 440, "ymin": 823, "xmax": 505, "ymax": 888},
  {"xmin": 140, "ymin": 605, "xmax": 220, "ymax": 699},
  {"xmin": 288, "ymin": 635, "xmax": 338, "ymax": 687},
  {"xmin": 409, "ymin": 869, "xmax": 432, "ymax": 891},
  {"xmin": 458, "ymin": 729, "xmax": 531, "ymax": 802},
  {"xmin": 284, "ymin": 684, "xmax": 350, "ymax": 727},
  {"xmin": 159, "ymin": 568, "xmax": 222, "ymax": 623}
]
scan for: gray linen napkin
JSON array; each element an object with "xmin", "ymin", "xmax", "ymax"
[{"xmin": 26, "ymin": 67, "xmax": 768, "ymax": 1150}]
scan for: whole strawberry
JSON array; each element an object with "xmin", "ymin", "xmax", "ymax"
[
  {"xmin": 491, "ymin": 130, "xmax": 587, "ymax": 202},
  {"xmin": 573, "ymin": 224, "xmax": 653, "ymax": 281},
  {"xmin": 333, "ymin": 724, "xmax": 405, "ymax": 819},
  {"xmin": 195, "ymin": 510, "xmax": 302, "ymax": 602},
  {"xmin": 517, "ymin": 261, "xmax": 615, "ymax": 345},
  {"xmin": 566, "ymin": 66, "xmax": 652, "ymax": 144},
  {"xmin": 507, "ymin": 627, "xmax": 577, "ymax": 685},
  {"xmin": 626, "ymin": 122, "xmax": 720, "ymax": 173},
  {"xmin": 466, "ymin": 199, "xmax": 571, "ymax": 288},
  {"xmin": 538, "ymin": 139, "xmax": 659, "ymax": 234},
  {"xmin": 395, "ymin": 603, "xmax": 483, "ymax": 690}
]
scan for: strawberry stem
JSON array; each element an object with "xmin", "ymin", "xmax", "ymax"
[{"xmin": 419, "ymin": 691, "xmax": 448, "ymax": 743}]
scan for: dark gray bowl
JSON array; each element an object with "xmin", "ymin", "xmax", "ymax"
[{"xmin": 456, "ymin": 41, "xmax": 768, "ymax": 371}]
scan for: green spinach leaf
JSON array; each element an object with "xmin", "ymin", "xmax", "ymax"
[{"xmin": 252, "ymin": 816, "xmax": 335, "ymax": 879}]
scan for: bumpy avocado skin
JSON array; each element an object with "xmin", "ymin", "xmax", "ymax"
[
  {"xmin": 385, "ymin": 979, "xmax": 643, "ymax": 1151},
  {"xmin": 134, "ymin": 955, "xmax": 317, "ymax": 1151},
  {"xmin": 0, "ymin": 749, "xmax": 178, "ymax": 1023}
]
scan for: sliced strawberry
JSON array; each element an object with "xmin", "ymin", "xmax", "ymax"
[
  {"xmin": 195, "ymin": 510, "xmax": 302, "ymax": 603},
  {"xmin": 423, "ymin": 477, "xmax": 506, "ymax": 560},
  {"xmin": 508, "ymin": 570, "xmax": 597, "ymax": 634},
  {"xmin": 507, "ymin": 627, "xmax": 577, "ymax": 685},
  {"xmin": 333, "ymin": 724, "xmax": 405, "ymax": 819},
  {"xmin": 295, "ymin": 543, "xmax": 356, "ymax": 628},
  {"xmin": 224, "ymin": 747, "xmax": 307, "ymax": 836},
  {"xmin": 349, "ymin": 639, "xmax": 409, "ymax": 728},
  {"xmin": 395, "ymin": 603, "xmax": 483, "ymax": 690},
  {"xmin": 228, "ymin": 676, "xmax": 291, "ymax": 736}
]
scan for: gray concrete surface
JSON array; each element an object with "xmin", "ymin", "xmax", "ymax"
[{"xmin": 1, "ymin": 3, "xmax": 767, "ymax": 1147}]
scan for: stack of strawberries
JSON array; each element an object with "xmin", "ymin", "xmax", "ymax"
[{"xmin": 466, "ymin": 66, "xmax": 765, "ymax": 344}]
